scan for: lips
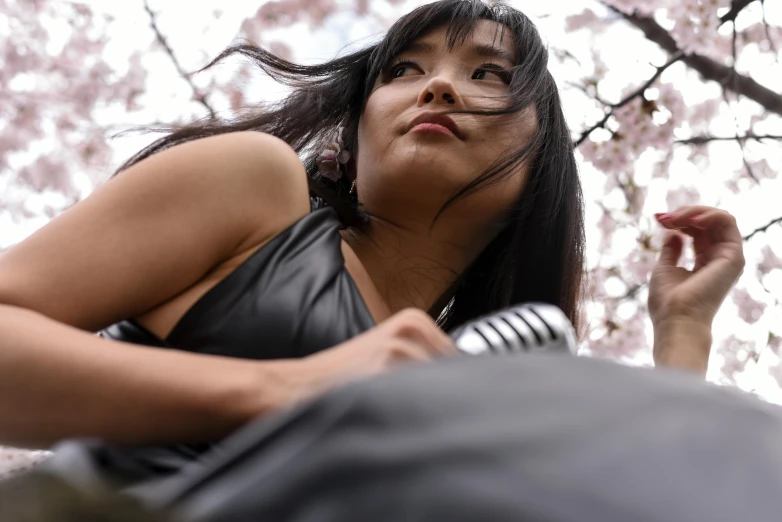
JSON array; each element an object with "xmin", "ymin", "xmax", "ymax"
[{"xmin": 409, "ymin": 112, "xmax": 462, "ymax": 139}]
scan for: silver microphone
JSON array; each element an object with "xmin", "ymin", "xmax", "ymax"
[{"xmin": 448, "ymin": 303, "xmax": 578, "ymax": 356}]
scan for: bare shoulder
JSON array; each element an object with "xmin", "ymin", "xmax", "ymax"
[
  {"xmin": 207, "ymin": 131, "xmax": 309, "ymax": 199},
  {"xmin": 0, "ymin": 131, "xmax": 312, "ymax": 331},
  {"xmin": 142, "ymin": 131, "xmax": 312, "ymax": 239}
]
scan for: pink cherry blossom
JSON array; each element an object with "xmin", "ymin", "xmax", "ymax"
[
  {"xmin": 597, "ymin": 210, "xmax": 617, "ymax": 251},
  {"xmin": 247, "ymin": 0, "xmax": 339, "ymax": 31},
  {"xmin": 759, "ymin": 246, "xmax": 782, "ymax": 274},
  {"xmin": 656, "ymin": 83, "xmax": 686, "ymax": 123},
  {"xmin": 668, "ymin": 0, "xmax": 728, "ymax": 55},
  {"xmin": 588, "ymin": 309, "xmax": 650, "ymax": 361},
  {"xmin": 688, "ymin": 98, "xmax": 722, "ymax": 127},
  {"xmin": 719, "ymin": 334, "xmax": 753, "ymax": 384},
  {"xmin": 651, "ymin": 154, "xmax": 674, "ymax": 180},
  {"xmin": 768, "ymin": 336, "xmax": 782, "ymax": 389},
  {"xmin": 625, "ymin": 248, "xmax": 657, "ymax": 285},
  {"xmin": 732, "ymin": 287, "xmax": 767, "ymax": 324},
  {"xmin": 269, "ymin": 41, "xmax": 294, "ymax": 62},
  {"xmin": 605, "ymin": 0, "xmax": 660, "ymax": 17},
  {"xmin": 665, "ymin": 185, "xmax": 701, "ymax": 211},
  {"xmin": 565, "ymin": 9, "xmax": 608, "ymax": 34}
]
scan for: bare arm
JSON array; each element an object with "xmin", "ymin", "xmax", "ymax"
[
  {"xmin": 653, "ymin": 318, "xmax": 712, "ymax": 374},
  {"xmin": 0, "ymin": 131, "xmax": 310, "ymax": 448},
  {"xmin": 0, "ymin": 305, "xmax": 289, "ymax": 448}
]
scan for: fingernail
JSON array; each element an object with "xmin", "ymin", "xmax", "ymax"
[{"xmin": 654, "ymin": 212, "xmax": 672, "ymax": 222}]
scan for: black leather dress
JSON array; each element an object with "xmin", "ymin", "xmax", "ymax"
[{"xmin": 90, "ymin": 198, "xmax": 376, "ymax": 483}]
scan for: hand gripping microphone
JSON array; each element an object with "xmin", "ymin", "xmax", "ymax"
[{"xmin": 448, "ymin": 302, "xmax": 578, "ymax": 356}]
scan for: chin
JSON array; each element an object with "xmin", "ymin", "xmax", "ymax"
[
  {"xmin": 362, "ymin": 166, "xmax": 462, "ymax": 205},
  {"xmin": 396, "ymin": 148, "xmax": 473, "ymax": 176}
]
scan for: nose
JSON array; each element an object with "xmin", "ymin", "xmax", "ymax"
[{"xmin": 417, "ymin": 75, "xmax": 463, "ymax": 107}]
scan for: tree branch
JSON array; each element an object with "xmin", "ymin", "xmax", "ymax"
[
  {"xmin": 576, "ymin": 0, "xmax": 774, "ymax": 145},
  {"xmin": 615, "ymin": 4, "xmax": 782, "ymax": 116},
  {"xmin": 744, "ymin": 216, "xmax": 782, "ymax": 241},
  {"xmin": 575, "ymin": 52, "xmax": 684, "ymax": 146},
  {"xmin": 721, "ymin": 0, "xmax": 758, "ymax": 24},
  {"xmin": 675, "ymin": 134, "xmax": 782, "ymax": 145},
  {"xmin": 760, "ymin": 0, "xmax": 780, "ymax": 58},
  {"xmin": 565, "ymin": 80, "xmax": 611, "ymax": 106},
  {"xmin": 720, "ymin": 44, "xmax": 761, "ymax": 184},
  {"xmin": 610, "ymin": 282, "xmax": 646, "ymax": 303},
  {"xmin": 143, "ymin": 0, "xmax": 216, "ymax": 120}
]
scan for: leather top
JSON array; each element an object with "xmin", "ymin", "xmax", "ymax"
[
  {"xmin": 93, "ymin": 198, "xmax": 376, "ymax": 483},
  {"xmin": 101, "ymin": 198, "xmax": 375, "ymax": 359}
]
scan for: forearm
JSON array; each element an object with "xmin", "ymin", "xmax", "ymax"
[
  {"xmin": 653, "ymin": 318, "xmax": 712, "ymax": 374},
  {"xmin": 0, "ymin": 304, "xmax": 284, "ymax": 449}
]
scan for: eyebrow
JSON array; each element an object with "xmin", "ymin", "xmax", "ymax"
[{"xmin": 402, "ymin": 40, "xmax": 515, "ymax": 65}]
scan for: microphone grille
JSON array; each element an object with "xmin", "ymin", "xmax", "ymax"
[{"xmin": 450, "ymin": 303, "xmax": 577, "ymax": 356}]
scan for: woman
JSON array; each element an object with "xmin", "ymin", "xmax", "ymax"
[{"xmin": 0, "ymin": 0, "xmax": 743, "ymax": 471}]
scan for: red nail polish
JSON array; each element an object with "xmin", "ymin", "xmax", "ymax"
[{"xmin": 654, "ymin": 212, "xmax": 671, "ymax": 221}]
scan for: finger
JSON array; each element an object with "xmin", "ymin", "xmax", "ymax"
[
  {"xmin": 678, "ymin": 211, "xmax": 743, "ymax": 271},
  {"xmin": 688, "ymin": 209, "xmax": 743, "ymax": 245},
  {"xmin": 660, "ymin": 209, "xmax": 743, "ymax": 270},
  {"xmin": 392, "ymin": 310, "xmax": 458, "ymax": 356},
  {"xmin": 656, "ymin": 230, "xmax": 685, "ymax": 268},
  {"xmin": 429, "ymin": 327, "xmax": 459, "ymax": 356},
  {"xmin": 656, "ymin": 208, "xmax": 741, "ymax": 243},
  {"xmin": 682, "ymin": 211, "xmax": 744, "ymax": 287},
  {"xmin": 657, "ymin": 205, "xmax": 714, "ymax": 222},
  {"xmin": 413, "ymin": 316, "xmax": 456, "ymax": 354},
  {"xmin": 656, "ymin": 207, "xmax": 729, "ymax": 232},
  {"xmin": 388, "ymin": 341, "xmax": 439, "ymax": 365},
  {"xmin": 654, "ymin": 206, "xmax": 704, "ymax": 226},
  {"xmin": 418, "ymin": 333, "xmax": 459, "ymax": 357}
]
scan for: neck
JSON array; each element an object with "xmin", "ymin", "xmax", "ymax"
[{"xmin": 341, "ymin": 210, "xmax": 495, "ymax": 320}]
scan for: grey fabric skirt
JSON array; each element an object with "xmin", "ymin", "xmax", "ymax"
[{"xmin": 19, "ymin": 354, "xmax": 782, "ymax": 521}]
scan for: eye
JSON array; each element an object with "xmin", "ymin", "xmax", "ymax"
[
  {"xmin": 472, "ymin": 63, "xmax": 511, "ymax": 83},
  {"xmin": 387, "ymin": 60, "xmax": 422, "ymax": 79}
]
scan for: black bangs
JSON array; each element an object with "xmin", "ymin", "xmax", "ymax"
[{"xmin": 364, "ymin": 0, "xmax": 548, "ymax": 111}]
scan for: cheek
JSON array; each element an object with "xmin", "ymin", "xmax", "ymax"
[
  {"xmin": 475, "ymin": 165, "xmax": 531, "ymax": 216},
  {"xmin": 470, "ymin": 113, "xmax": 537, "ymax": 161},
  {"xmin": 487, "ymin": 110, "xmax": 537, "ymax": 146},
  {"xmin": 471, "ymin": 115, "xmax": 537, "ymax": 201},
  {"xmin": 357, "ymin": 101, "xmax": 380, "ymax": 151},
  {"xmin": 358, "ymin": 96, "xmax": 401, "ymax": 159}
]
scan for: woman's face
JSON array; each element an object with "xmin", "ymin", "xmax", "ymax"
[{"xmin": 356, "ymin": 20, "xmax": 536, "ymax": 225}]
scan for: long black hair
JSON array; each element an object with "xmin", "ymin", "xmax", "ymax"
[{"xmin": 116, "ymin": 0, "xmax": 586, "ymax": 335}]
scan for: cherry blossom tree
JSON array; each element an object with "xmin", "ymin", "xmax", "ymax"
[
  {"xmin": 1, "ymin": 0, "xmax": 781, "ymax": 474},
  {"xmin": 562, "ymin": 0, "xmax": 782, "ymax": 391}
]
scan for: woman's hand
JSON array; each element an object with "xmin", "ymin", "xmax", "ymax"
[
  {"xmin": 649, "ymin": 206, "xmax": 745, "ymax": 372},
  {"xmin": 268, "ymin": 308, "xmax": 459, "ymax": 409}
]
